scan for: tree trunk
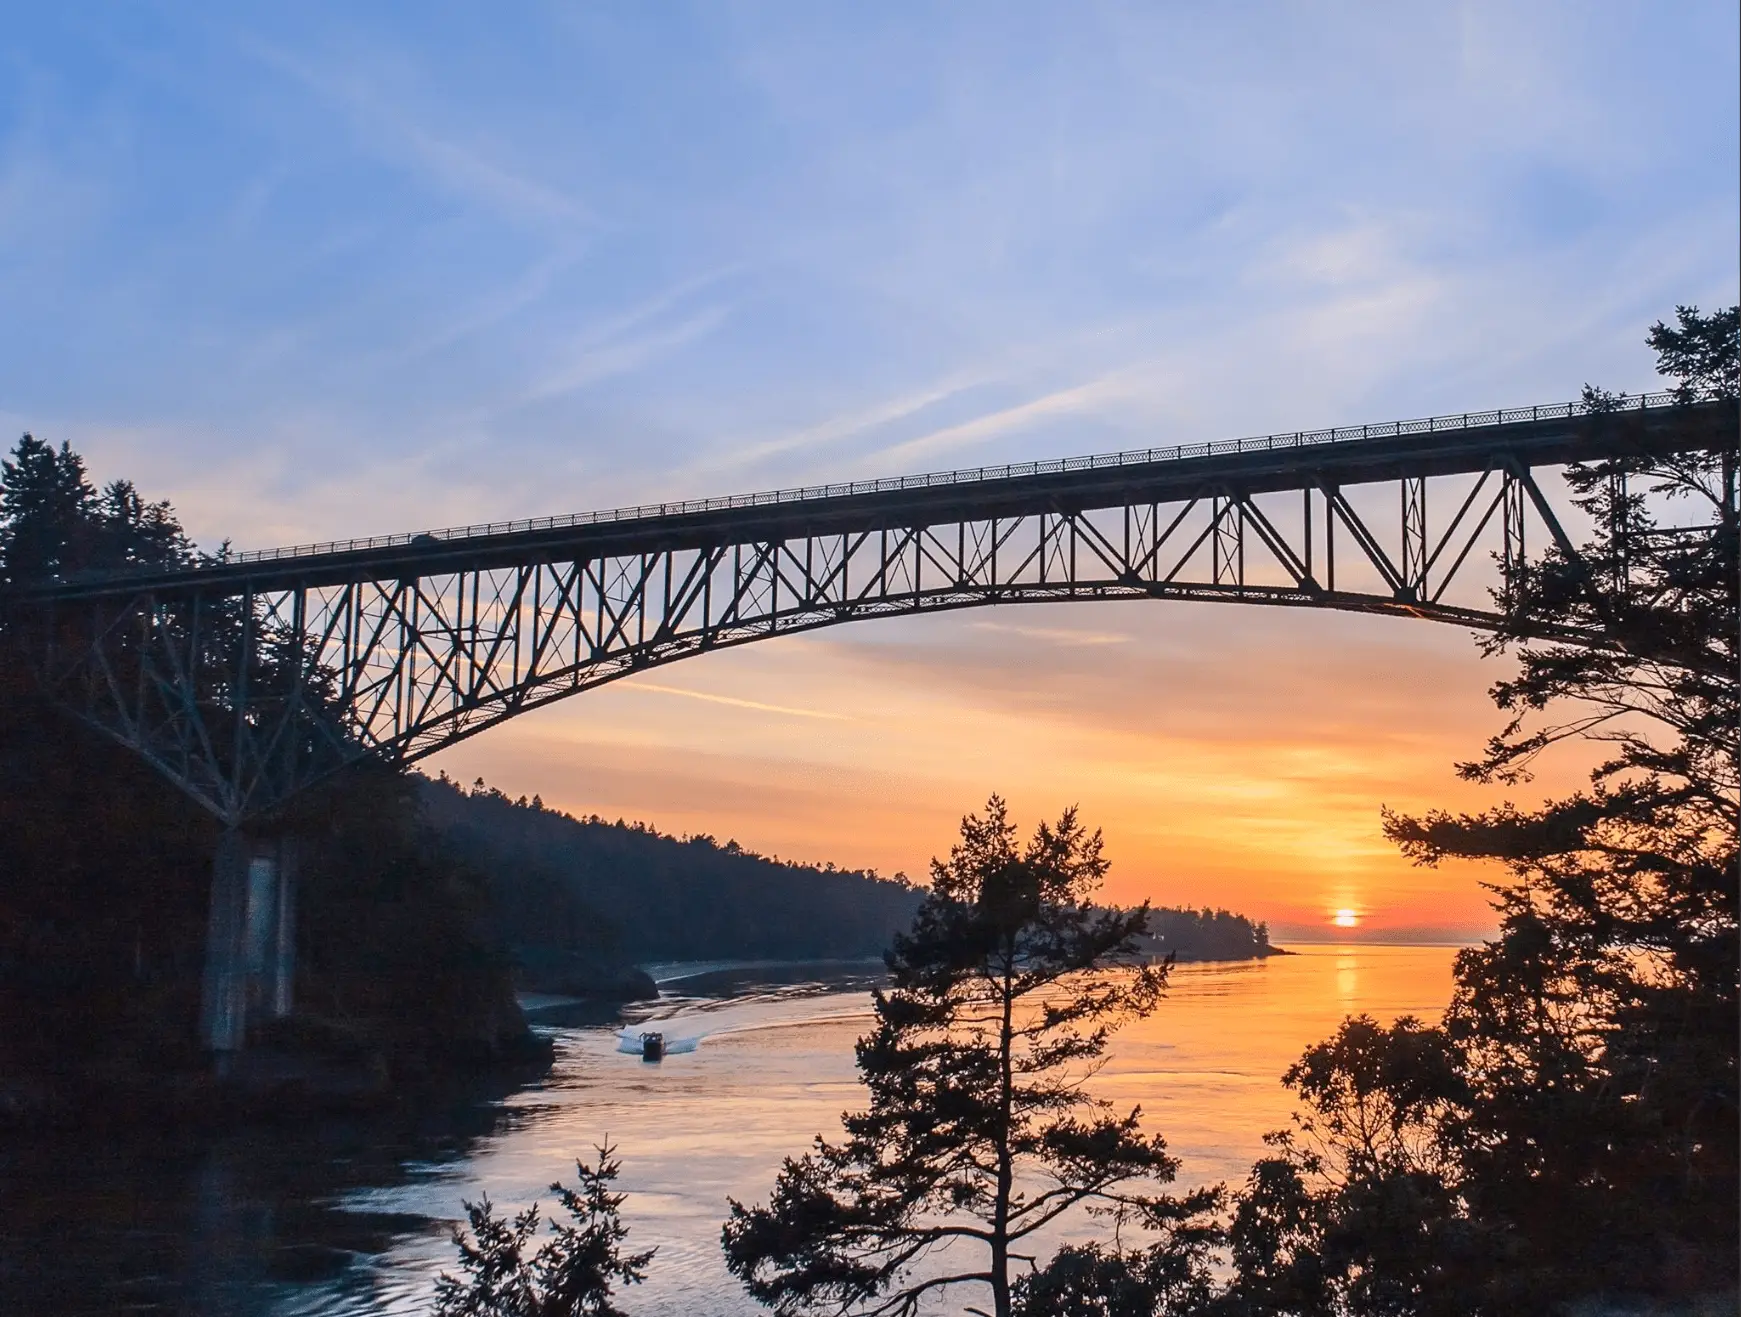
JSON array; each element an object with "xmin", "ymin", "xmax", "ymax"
[{"xmin": 991, "ymin": 952, "xmax": 1015, "ymax": 1317}]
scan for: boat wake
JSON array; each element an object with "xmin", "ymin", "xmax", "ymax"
[{"xmin": 616, "ymin": 1025, "xmax": 703, "ymax": 1056}]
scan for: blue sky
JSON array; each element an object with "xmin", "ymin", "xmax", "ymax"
[
  {"xmin": 2, "ymin": 4, "xmax": 1735, "ymax": 930},
  {"xmin": 4, "ymin": 3, "xmax": 1734, "ymax": 545}
]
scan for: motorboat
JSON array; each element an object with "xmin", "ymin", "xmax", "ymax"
[{"xmin": 616, "ymin": 1023, "xmax": 699, "ymax": 1059}]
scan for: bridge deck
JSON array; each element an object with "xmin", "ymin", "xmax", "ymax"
[{"xmin": 32, "ymin": 391, "xmax": 1734, "ymax": 600}]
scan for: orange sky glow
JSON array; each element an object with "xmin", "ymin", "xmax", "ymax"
[{"xmin": 430, "ymin": 596, "xmax": 1597, "ymax": 943}]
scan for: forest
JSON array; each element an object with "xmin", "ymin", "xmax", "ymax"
[
  {"xmin": 421, "ymin": 772, "xmax": 923, "ymax": 979},
  {"xmin": 421, "ymin": 773, "xmax": 1284, "ymax": 991},
  {"xmin": 0, "ymin": 439, "xmax": 539, "ymax": 1120},
  {"xmin": 1130, "ymin": 905, "xmax": 1278, "ymax": 962}
]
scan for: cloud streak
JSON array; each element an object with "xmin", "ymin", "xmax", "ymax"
[
  {"xmin": 241, "ymin": 34, "xmax": 592, "ymax": 227},
  {"xmin": 620, "ymin": 680, "xmax": 855, "ymax": 722},
  {"xmin": 523, "ymin": 305, "xmax": 730, "ymax": 401},
  {"xmin": 695, "ymin": 370, "xmax": 994, "ymax": 480},
  {"xmin": 862, "ymin": 370, "xmax": 1148, "ymax": 470},
  {"xmin": 968, "ymin": 620, "xmax": 1130, "ymax": 647}
]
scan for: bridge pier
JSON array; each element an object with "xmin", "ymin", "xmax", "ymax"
[{"xmin": 200, "ymin": 832, "xmax": 297, "ymax": 1059}]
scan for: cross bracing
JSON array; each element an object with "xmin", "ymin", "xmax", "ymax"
[{"xmin": 13, "ymin": 393, "xmax": 1735, "ymax": 824}]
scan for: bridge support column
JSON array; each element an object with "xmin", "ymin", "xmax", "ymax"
[
  {"xmin": 201, "ymin": 832, "xmax": 249, "ymax": 1056},
  {"xmin": 267, "ymin": 841, "xmax": 297, "ymax": 1021},
  {"xmin": 200, "ymin": 832, "xmax": 298, "ymax": 1060}
]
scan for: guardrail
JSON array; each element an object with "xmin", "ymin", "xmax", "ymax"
[{"xmin": 209, "ymin": 388, "xmax": 1674, "ymax": 565}]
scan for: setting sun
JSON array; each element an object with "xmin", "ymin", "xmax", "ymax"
[{"xmin": 1331, "ymin": 909, "xmax": 1361, "ymax": 928}]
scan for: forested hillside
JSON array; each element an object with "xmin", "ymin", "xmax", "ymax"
[
  {"xmin": 420, "ymin": 775, "xmax": 1282, "ymax": 968},
  {"xmin": 420, "ymin": 774, "xmax": 924, "ymax": 963}
]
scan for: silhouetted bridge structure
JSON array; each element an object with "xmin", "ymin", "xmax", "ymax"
[{"xmin": 10, "ymin": 390, "xmax": 1734, "ymax": 1052}]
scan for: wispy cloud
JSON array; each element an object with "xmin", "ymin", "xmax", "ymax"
[
  {"xmin": 241, "ymin": 35, "xmax": 591, "ymax": 226},
  {"xmin": 567, "ymin": 265, "xmax": 744, "ymax": 349},
  {"xmin": 523, "ymin": 305, "xmax": 729, "ymax": 401},
  {"xmin": 621, "ymin": 680, "xmax": 854, "ymax": 722},
  {"xmin": 1257, "ymin": 213, "xmax": 1417, "ymax": 289},
  {"xmin": 696, "ymin": 370, "xmax": 993, "ymax": 479},
  {"xmin": 968, "ymin": 620, "xmax": 1129, "ymax": 647},
  {"xmin": 512, "ymin": 264, "xmax": 742, "ymax": 401},
  {"xmin": 862, "ymin": 369, "xmax": 1150, "ymax": 470},
  {"xmin": 379, "ymin": 246, "xmax": 589, "ymax": 367}
]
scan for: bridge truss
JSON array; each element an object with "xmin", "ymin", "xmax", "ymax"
[{"xmin": 17, "ymin": 394, "xmax": 1734, "ymax": 825}]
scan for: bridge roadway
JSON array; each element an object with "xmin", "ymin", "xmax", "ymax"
[{"xmin": 36, "ymin": 391, "xmax": 1729, "ymax": 599}]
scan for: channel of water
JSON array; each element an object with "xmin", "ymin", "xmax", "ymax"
[{"xmin": 0, "ymin": 943, "xmax": 1458, "ymax": 1314}]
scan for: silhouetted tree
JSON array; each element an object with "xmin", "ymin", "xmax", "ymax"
[
  {"xmin": 0, "ymin": 435, "xmax": 194, "ymax": 585},
  {"xmin": 1222, "ymin": 1017, "xmax": 1490, "ymax": 1316},
  {"xmin": 1131, "ymin": 906, "xmax": 1274, "ymax": 962},
  {"xmin": 1386, "ymin": 305, "xmax": 1738, "ymax": 1295},
  {"xmin": 1012, "ymin": 1199, "xmax": 1224, "ymax": 1317},
  {"xmin": 722, "ymin": 795, "xmax": 1219, "ymax": 1317},
  {"xmin": 0, "ymin": 433, "xmax": 97, "ymax": 583},
  {"xmin": 1226, "ymin": 306, "xmax": 1739, "ymax": 1311},
  {"xmin": 434, "ymin": 1141, "xmax": 654, "ymax": 1317},
  {"xmin": 91, "ymin": 477, "xmax": 192, "ymax": 572}
]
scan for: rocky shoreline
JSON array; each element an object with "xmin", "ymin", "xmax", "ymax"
[{"xmin": 510, "ymin": 945, "xmax": 660, "ymax": 1000}]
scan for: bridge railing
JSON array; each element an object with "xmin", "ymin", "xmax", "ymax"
[{"xmin": 214, "ymin": 390, "xmax": 1678, "ymax": 566}]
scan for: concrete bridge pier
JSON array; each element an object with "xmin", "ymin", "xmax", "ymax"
[{"xmin": 200, "ymin": 832, "xmax": 297, "ymax": 1060}]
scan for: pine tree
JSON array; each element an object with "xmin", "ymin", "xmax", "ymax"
[
  {"xmin": 0, "ymin": 436, "xmax": 193, "ymax": 585},
  {"xmin": 722, "ymin": 796, "xmax": 1219, "ymax": 1317},
  {"xmin": 1224, "ymin": 307, "xmax": 1739, "ymax": 1311},
  {"xmin": 0, "ymin": 433, "xmax": 96, "ymax": 583},
  {"xmin": 434, "ymin": 1142, "xmax": 654, "ymax": 1317},
  {"xmin": 1383, "ymin": 305, "xmax": 1738, "ymax": 1291},
  {"xmin": 92, "ymin": 478, "xmax": 192, "ymax": 571}
]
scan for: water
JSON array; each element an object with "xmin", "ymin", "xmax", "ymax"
[{"xmin": 0, "ymin": 944, "xmax": 1457, "ymax": 1315}]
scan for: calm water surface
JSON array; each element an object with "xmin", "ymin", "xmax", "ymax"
[{"xmin": 2, "ymin": 944, "xmax": 1456, "ymax": 1315}]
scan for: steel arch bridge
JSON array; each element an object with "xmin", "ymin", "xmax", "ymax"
[{"xmin": 15, "ymin": 392, "xmax": 1736, "ymax": 828}]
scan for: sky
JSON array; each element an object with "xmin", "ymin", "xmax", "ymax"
[{"xmin": 2, "ymin": 3, "xmax": 1736, "ymax": 939}]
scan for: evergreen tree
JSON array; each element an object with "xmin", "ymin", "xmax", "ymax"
[
  {"xmin": 1011, "ymin": 1199, "xmax": 1225, "ymax": 1317},
  {"xmin": 1384, "ymin": 304, "xmax": 1738, "ymax": 1293},
  {"xmin": 1223, "ymin": 306, "xmax": 1739, "ymax": 1311},
  {"xmin": 722, "ymin": 796, "xmax": 1219, "ymax": 1317},
  {"xmin": 1222, "ymin": 1017, "xmax": 1489, "ymax": 1316},
  {"xmin": 92, "ymin": 478, "xmax": 192, "ymax": 572},
  {"xmin": 0, "ymin": 435, "xmax": 192, "ymax": 585},
  {"xmin": 434, "ymin": 1142, "xmax": 654, "ymax": 1317},
  {"xmin": 0, "ymin": 433, "xmax": 96, "ymax": 583}
]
